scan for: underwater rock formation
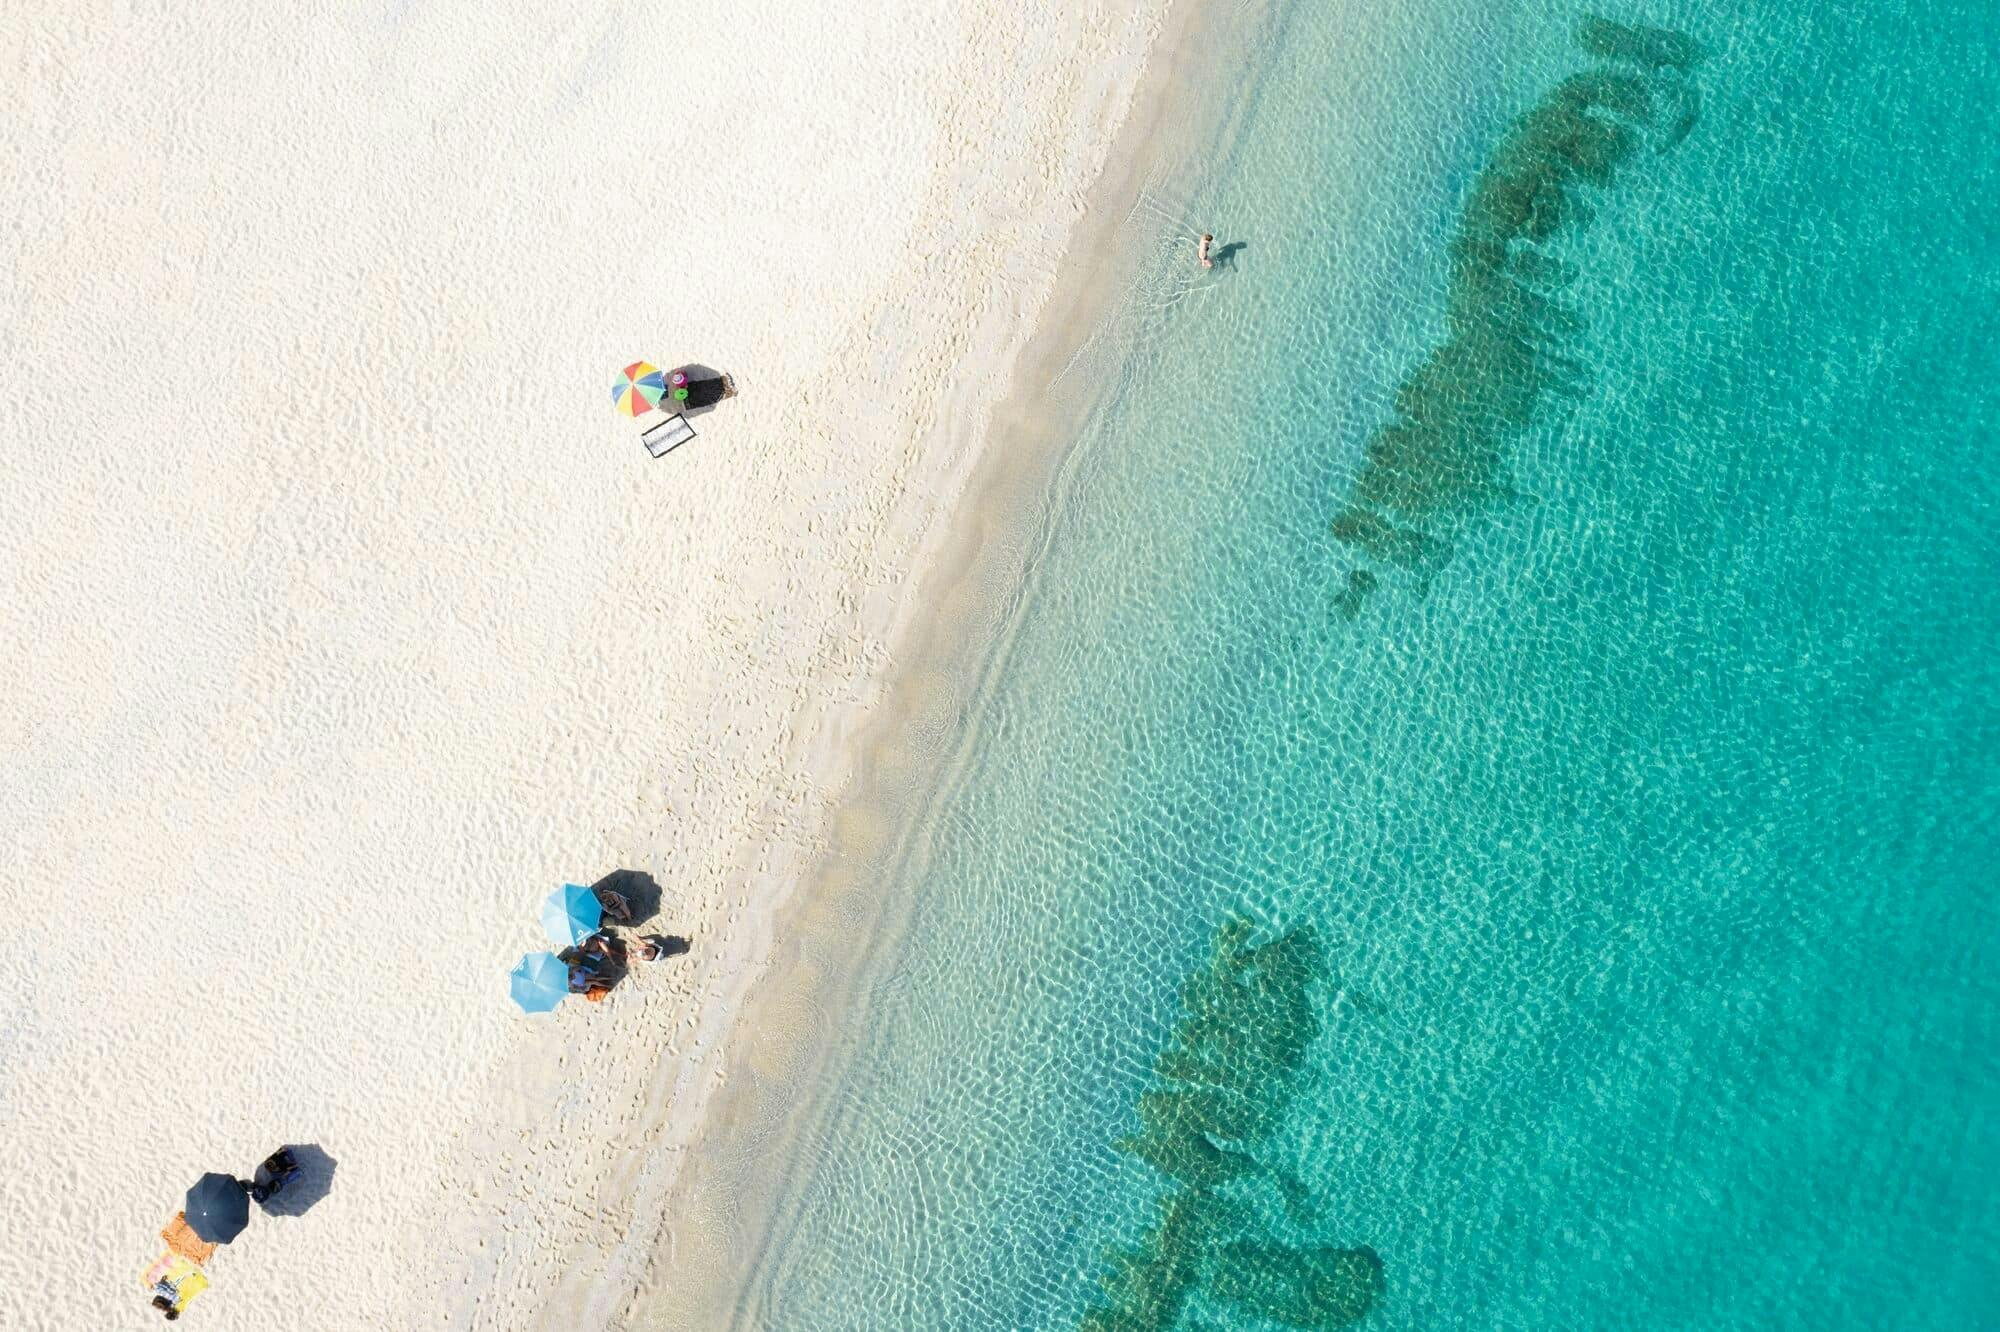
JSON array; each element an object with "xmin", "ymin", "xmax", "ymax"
[
  {"xmin": 1331, "ymin": 15, "xmax": 1705, "ymax": 612},
  {"xmin": 1080, "ymin": 921, "xmax": 1380, "ymax": 1329}
]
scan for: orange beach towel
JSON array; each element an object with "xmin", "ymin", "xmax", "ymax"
[{"xmin": 160, "ymin": 1212, "xmax": 218, "ymax": 1264}]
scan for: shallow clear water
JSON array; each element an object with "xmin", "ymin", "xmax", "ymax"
[{"xmin": 744, "ymin": 2, "xmax": 1999, "ymax": 1327}]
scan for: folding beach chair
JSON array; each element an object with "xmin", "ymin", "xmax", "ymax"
[{"xmin": 641, "ymin": 413, "xmax": 696, "ymax": 458}]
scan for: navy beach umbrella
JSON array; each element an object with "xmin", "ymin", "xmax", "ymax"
[{"xmin": 185, "ymin": 1171, "xmax": 250, "ymax": 1243}]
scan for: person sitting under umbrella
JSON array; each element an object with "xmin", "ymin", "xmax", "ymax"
[
  {"xmin": 250, "ymin": 1147, "xmax": 301, "ymax": 1204},
  {"xmin": 557, "ymin": 938, "xmax": 611, "ymax": 970},
  {"xmin": 566, "ymin": 961, "xmax": 611, "ymax": 1002},
  {"xmin": 667, "ymin": 368, "xmax": 736, "ymax": 411}
]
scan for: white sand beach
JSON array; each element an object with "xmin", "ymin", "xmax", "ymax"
[{"xmin": 0, "ymin": 2, "xmax": 1174, "ymax": 1327}]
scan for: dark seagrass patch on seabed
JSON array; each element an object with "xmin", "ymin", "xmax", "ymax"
[
  {"xmin": 1077, "ymin": 920, "xmax": 1384, "ymax": 1330},
  {"xmin": 1330, "ymin": 15, "xmax": 1707, "ymax": 618}
]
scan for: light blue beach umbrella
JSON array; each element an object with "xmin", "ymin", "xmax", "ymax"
[
  {"xmin": 539, "ymin": 882, "xmax": 602, "ymax": 948},
  {"xmin": 510, "ymin": 951, "xmax": 569, "ymax": 1014}
]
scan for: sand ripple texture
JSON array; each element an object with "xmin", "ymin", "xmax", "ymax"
[{"xmin": 0, "ymin": 0, "xmax": 1167, "ymax": 1327}]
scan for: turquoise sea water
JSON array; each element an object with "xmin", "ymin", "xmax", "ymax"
[{"xmin": 736, "ymin": 2, "xmax": 1998, "ymax": 1327}]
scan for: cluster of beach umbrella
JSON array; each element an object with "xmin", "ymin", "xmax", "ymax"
[
  {"xmin": 508, "ymin": 883, "xmax": 605, "ymax": 1014},
  {"xmin": 147, "ymin": 1150, "xmax": 305, "ymax": 1317}
]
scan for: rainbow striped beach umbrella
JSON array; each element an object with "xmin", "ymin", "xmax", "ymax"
[{"xmin": 611, "ymin": 361, "xmax": 668, "ymax": 417}]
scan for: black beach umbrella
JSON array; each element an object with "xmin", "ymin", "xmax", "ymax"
[{"xmin": 185, "ymin": 1172, "xmax": 250, "ymax": 1243}]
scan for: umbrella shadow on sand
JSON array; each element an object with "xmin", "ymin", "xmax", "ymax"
[
  {"xmin": 670, "ymin": 363, "xmax": 736, "ymax": 421},
  {"xmin": 592, "ymin": 869, "xmax": 664, "ymax": 929},
  {"xmin": 258, "ymin": 1145, "xmax": 337, "ymax": 1220}
]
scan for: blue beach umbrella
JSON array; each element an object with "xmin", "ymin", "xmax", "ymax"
[
  {"xmin": 185, "ymin": 1171, "xmax": 250, "ymax": 1243},
  {"xmin": 509, "ymin": 951, "xmax": 569, "ymax": 1014},
  {"xmin": 539, "ymin": 883, "xmax": 602, "ymax": 948}
]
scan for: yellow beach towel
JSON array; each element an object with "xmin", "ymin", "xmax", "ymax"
[{"xmin": 141, "ymin": 1252, "xmax": 211, "ymax": 1312}]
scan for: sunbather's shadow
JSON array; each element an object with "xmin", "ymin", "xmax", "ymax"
[
  {"xmin": 1210, "ymin": 240, "xmax": 1247, "ymax": 270},
  {"xmin": 258, "ymin": 1144, "xmax": 336, "ymax": 1219},
  {"xmin": 592, "ymin": 869, "xmax": 663, "ymax": 929},
  {"xmin": 647, "ymin": 934, "xmax": 691, "ymax": 960}
]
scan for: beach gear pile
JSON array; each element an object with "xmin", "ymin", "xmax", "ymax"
[
  {"xmin": 511, "ymin": 881, "xmax": 630, "ymax": 1013},
  {"xmin": 509, "ymin": 878, "xmax": 676, "ymax": 1012},
  {"xmin": 611, "ymin": 358, "xmax": 736, "ymax": 457},
  {"xmin": 143, "ymin": 1150, "xmax": 304, "ymax": 1319},
  {"xmin": 610, "ymin": 360, "xmax": 735, "ymax": 415}
]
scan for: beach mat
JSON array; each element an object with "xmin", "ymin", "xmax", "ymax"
[{"xmin": 160, "ymin": 1211, "xmax": 219, "ymax": 1264}]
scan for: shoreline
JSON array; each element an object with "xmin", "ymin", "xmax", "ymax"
[
  {"xmin": 11, "ymin": 4, "xmax": 1988, "ymax": 1330},
  {"xmin": 615, "ymin": 2, "xmax": 1284, "ymax": 1324},
  {"xmin": 429, "ymin": 2, "xmax": 1249, "ymax": 1327}
]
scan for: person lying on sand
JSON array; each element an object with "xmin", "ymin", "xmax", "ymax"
[
  {"xmin": 596, "ymin": 889, "xmax": 633, "ymax": 924},
  {"xmin": 146, "ymin": 1265, "xmax": 205, "ymax": 1321}
]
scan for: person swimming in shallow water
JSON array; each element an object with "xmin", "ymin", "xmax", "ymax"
[{"xmin": 1197, "ymin": 233, "xmax": 1214, "ymax": 268}]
